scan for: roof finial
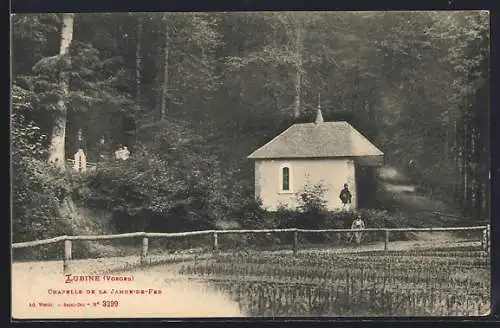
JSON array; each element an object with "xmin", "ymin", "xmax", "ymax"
[{"xmin": 314, "ymin": 93, "xmax": 324, "ymax": 124}]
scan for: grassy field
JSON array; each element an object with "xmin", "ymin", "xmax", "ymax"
[
  {"xmin": 176, "ymin": 245, "xmax": 490, "ymax": 317},
  {"xmin": 12, "ymin": 234, "xmax": 490, "ymax": 318}
]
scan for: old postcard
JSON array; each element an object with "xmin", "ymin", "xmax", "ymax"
[{"xmin": 11, "ymin": 11, "xmax": 490, "ymax": 319}]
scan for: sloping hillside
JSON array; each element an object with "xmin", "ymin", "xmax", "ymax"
[{"xmin": 60, "ymin": 198, "xmax": 139, "ymax": 258}]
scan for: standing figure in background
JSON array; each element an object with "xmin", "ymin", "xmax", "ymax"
[
  {"xmin": 115, "ymin": 145, "xmax": 124, "ymax": 160},
  {"xmin": 350, "ymin": 215, "xmax": 365, "ymax": 245},
  {"xmin": 97, "ymin": 136, "xmax": 108, "ymax": 161},
  {"xmin": 73, "ymin": 149, "xmax": 87, "ymax": 172},
  {"xmin": 115, "ymin": 145, "xmax": 130, "ymax": 161},
  {"xmin": 122, "ymin": 146, "xmax": 130, "ymax": 160},
  {"xmin": 73, "ymin": 129, "xmax": 87, "ymax": 172},
  {"xmin": 339, "ymin": 183, "xmax": 352, "ymax": 210}
]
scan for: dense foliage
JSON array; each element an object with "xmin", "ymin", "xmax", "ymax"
[
  {"xmin": 11, "ymin": 11, "xmax": 490, "ymax": 243},
  {"xmin": 179, "ymin": 247, "xmax": 490, "ymax": 316},
  {"xmin": 84, "ymin": 120, "xmax": 231, "ymax": 233},
  {"xmin": 12, "ymin": 84, "xmax": 73, "ymax": 242}
]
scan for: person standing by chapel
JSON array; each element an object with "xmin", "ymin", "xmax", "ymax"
[{"xmin": 339, "ymin": 183, "xmax": 352, "ymax": 210}]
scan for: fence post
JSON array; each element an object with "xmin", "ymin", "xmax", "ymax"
[
  {"xmin": 384, "ymin": 230, "xmax": 390, "ymax": 252},
  {"xmin": 63, "ymin": 239, "xmax": 72, "ymax": 274},
  {"xmin": 140, "ymin": 237, "xmax": 148, "ymax": 265},
  {"xmin": 293, "ymin": 230, "xmax": 299, "ymax": 256},
  {"xmin": 212, "ymin": 232, "xmax": 218, "ymax": 252}
]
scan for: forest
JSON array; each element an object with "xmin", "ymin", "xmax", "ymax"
[{"xmin": 11, "ymin": 11, "xmax": 490, "ymax": 243}]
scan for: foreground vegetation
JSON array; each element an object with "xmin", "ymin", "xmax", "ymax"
[{"xmin": 178, "ymin": 246, "xmax": 490, "ymax": 316}]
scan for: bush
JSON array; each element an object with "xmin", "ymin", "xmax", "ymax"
[
  {"xmin": 231, "ymin": 197, "xmax": 271, "ymax": 229},
  {"xmin": 83, "ymin": 127, "xmax": 229, "ymax": 234},
  {"xmin": 273, "ymin": 181, "xmax": 331, "ymax": 230},
  {"xmin": 237, "ymin": 200, "xmax": 422, "ymax": 246},
  {"xmin": 11, "ymin": 104, "xmax": 112, "ymax": 260},
  {"xmin": 295, "ymin": 182, "xmax": 328, "ymax": 213}
]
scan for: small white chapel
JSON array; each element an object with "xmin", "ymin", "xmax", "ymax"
[{"xmin": 247, "ymin": 108, "xmax": 384, "ymax": 211}]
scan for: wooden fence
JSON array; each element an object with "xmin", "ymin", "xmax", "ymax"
[{"xmin": 12, "ymin": 225, "xmax": 490, "ymax": 274}]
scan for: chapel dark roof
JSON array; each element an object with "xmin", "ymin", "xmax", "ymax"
[{"xmin": 247, "ymin": 116, "xmax": 384, "ymax": 160}]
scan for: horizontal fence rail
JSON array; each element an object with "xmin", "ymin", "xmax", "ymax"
[{"xmin": 12, "ymin": 225, "xmax": 490, "ymax": 274}]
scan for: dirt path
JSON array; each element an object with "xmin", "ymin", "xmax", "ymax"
[
  {"xmin": 375, "ymin": 164, "xmax": 472, "ymax": 235},
  {"xmin": 12, "ymin": 255, "xmax": 243, "ymax": 319},
  {"xmin": 12, "ymin": 235, "xmax": 476, "ymax": 275},
  {"xmin": 265, "ymin": 238, "xmax": 479, "ymax": 256},
  {"xmin": 377, "ymin": 165, "xmax": 459, "ymax": 215}
]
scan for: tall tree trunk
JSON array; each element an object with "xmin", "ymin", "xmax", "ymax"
[
  {"xmin": 454, "ymin": 118, "xmax": 460, "ymax": 204},
  {"xmin": 471, "ymin": 126, "xmax": 479, "ymax": 218},
  {"xmin": 459, "ymin": 113, "xmax": 467, "ymax": 210},
  {"xmin": 481, "ymin": 124, "xmax": 490, "ymax": 220},
  {"xmin": 293, "ymin": 26, "xmax": 303, "ymax": 119},
  {"xmin": 135, "ymin": 15, "xmax": 143, "ymax": 104},
  {"xmin": 464, "ymin": 114, "xmax": 474, "ymax": 214},
  {"xmin": 154, "ymin": 49, "xmax": 162, "ymax": 110},
  {"xmin": 47, "ymin": 13, "xmax": 74, "ymax": 169},
  {"xmin": 456, "ymin": 112, "xmax": 466, "ymax": 208},
  {"xmin": 444, "ymin": 122, "xmax": 450, "ymax": 164},
  {"xmin": 461, "ymin": 104, "xmax": 469, "ymax": 212},
  {"xmin": 159, "ymin": 13, "xmax": 169, "ymax": 120}
]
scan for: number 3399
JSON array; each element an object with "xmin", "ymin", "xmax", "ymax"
[{"xmin": 102, "ymin": 301, "xmax": 119, "ymax": 307}]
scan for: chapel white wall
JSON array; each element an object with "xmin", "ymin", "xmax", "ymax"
[{"xmin": 254, "ymin": 158, "xmax": 357, "ymax": 211}]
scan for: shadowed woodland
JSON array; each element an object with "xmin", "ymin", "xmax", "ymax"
[{"xmin": 12, "ymin": 12, "xmax": 489, "ymax": 245}]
